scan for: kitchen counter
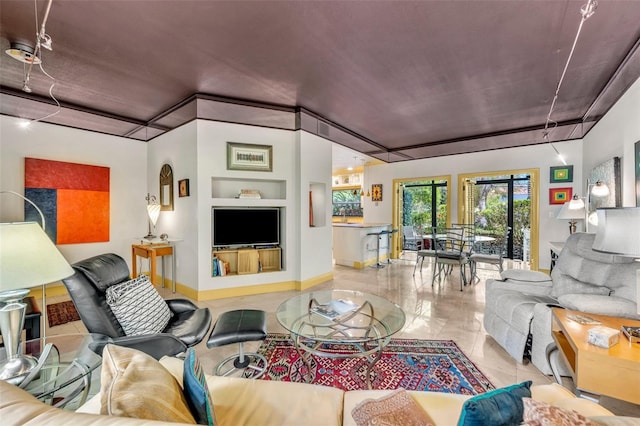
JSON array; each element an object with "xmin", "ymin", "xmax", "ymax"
[{"xmin": 332, "ymin": 223, "xmax": 392, "ymax": 268}]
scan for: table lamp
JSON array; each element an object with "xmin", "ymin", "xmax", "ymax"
[
  {"xmin": 592, "ymin": 208, "xmax": 640, "ymax": 315},
  {"xmin": 0, "ymin": 222, "xmax": 74, "ymax": 383},
  {"xmin": 557, "ymin": 201, "xmax": 584, "ymax": 234}
]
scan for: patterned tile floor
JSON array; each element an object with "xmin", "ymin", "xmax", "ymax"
[{"xmin": 45, "ymin": 254, "xmax": 639, "ymax": 416}]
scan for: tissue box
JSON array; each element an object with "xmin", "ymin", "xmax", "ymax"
[{"xmin": 587, "ymin": 326, "xmax": 620, "ymax": 348}]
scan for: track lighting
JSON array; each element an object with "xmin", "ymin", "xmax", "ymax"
[{"xmin": 543, "ymin": 0, "xmax": 597, "ymax": 164}]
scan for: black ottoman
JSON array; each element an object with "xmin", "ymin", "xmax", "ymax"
[{"xmin": 206, "ymin": 309, "xmax": 268, "ymax": 378}]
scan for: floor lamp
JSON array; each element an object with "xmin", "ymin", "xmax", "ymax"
[
  {"xmin": 0, "ymin": 222, "xmax": 74, "ymax": 384},
  {"xmin": 592, "ymin": 208, "xmax": 640, "ymax": 315}
]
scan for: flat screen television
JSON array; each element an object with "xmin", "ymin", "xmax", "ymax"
[{"xmin": 212, "ymin": 207, "xmax": 280, "ymax": 247}]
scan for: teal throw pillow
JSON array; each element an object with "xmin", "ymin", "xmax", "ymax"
[
  {"xmin": 183, "ymin": 348, "xmax": 216, "ymax": 425},
  {"xmin": 457, "ymin": 381, "xmax": 532, "ymax": 426}
]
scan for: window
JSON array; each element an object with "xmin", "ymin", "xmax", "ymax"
[{"xmin": 332, "ymin": 187, "xmax": 363, "ymax": 217}]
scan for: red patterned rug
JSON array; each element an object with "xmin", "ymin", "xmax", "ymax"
[
  {"xmin": 244, "ymin": 333, "xmax": 495, "ymax": 394},
  {"xmin": 47, "ymin": 300, "xmax": 81, "ymax": 327}
]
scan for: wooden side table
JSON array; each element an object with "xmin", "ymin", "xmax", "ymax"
[
  {"xmin": 549, "ymin": 308, "xmax": 640, "ymax": 404},
  {"xmin": 132, "ymin": 243, "xmax": 176, "ymax": 293}
]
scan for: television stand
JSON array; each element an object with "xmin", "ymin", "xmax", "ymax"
[{"xmin": 212, "ymin": 247, "xmax": 281, "ymax": 276}]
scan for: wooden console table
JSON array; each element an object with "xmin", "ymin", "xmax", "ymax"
[
  {"xmin": 550, "ymin": 308, "xmax": 640, "ymax": 404},
  {"xmin": 132, "ymin": 242, "xmax": 177, "ymax": 293}
]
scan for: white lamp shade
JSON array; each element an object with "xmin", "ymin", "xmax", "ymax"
[
  {"xmin": 557, "ymin": 202, "xmax": 584, "ymax": 220},
  {"xmin": 568, "ymin": 197, "xmax": 585, "ymax": 210},
  {"xmin": 147, "ymin": 203, "xmax": 160, "ymax": 226},
  {"xmin": 592, "ymin": 208, "xmax": 640, "ymax": 256},
  {"xmin": 0, "ymin": 222, "xmax": 74, "ymax": 291},
  {"xmin": 590, "ymin": 181, "xmax": 610, "ymax": 198}
]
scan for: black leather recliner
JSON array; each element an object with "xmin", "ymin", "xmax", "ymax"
[{"xmin": 62, "ymin": 253, "xmax": 211, "ymax": 359}]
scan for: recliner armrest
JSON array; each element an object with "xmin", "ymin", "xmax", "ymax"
[
  {"xmin": 166, "ymin": 298, "xmax": 199, "ymax": 314},
  {"xmin": 486, "ymin": 277, "xmax": 553, "ymax": 296}
]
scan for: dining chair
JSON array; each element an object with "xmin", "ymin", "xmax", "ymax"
[
  {"xmin": 402, "ymin": 225, "xmax": 424, "ymax": 251},
  {"xmin": 452, "ymin": 223, "xmax": 476, "ymax": 256},
  {"xmin": 432, "ymin": 227, "xmax": 470, "ymax": 291},
  {"xmin": 470, "ymin": 226, "xmax": 511, "ymax": 279}
]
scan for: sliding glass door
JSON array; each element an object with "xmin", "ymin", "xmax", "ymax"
[{"xmin": 471, "ymin": 174, "xmax": 531, "ymax": 260}]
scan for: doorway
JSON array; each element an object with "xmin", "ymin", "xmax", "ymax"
[
  {"xmin": 391, "ymin": 175, "xmax": 452, "ymax": 258},
  {"xmin": 458, "ymin": 169, "xmax": 539, "ymax": 271}
]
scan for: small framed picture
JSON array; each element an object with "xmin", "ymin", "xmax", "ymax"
[
  {"xmin": 550, "ymin": 165, "xmax": 573, "ymax": 183},
  {"xmin": 549, "ymin": 187, "xmax": 572, "ymax": 205},
  {"xmin": 371, "ymin": 184, "xmax": 383, "ymax": 202},
  {"xmin": 227, "ymin": 142, "xmax": 273, "ymax": 172},
  {"xmin": 178, "ymin": 179, "xmax": 190, "ymax": 197}
]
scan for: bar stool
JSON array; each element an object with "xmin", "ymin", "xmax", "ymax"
[
  {"xmin": 206, "ymin": 309, "xmax": 268, "ymax": 378},
  {"xmin": 367, "ymin": 231, "xmax": 385, "ymax": 268}
]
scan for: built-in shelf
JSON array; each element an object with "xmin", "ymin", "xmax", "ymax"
[
  {"xmin": 211, "ymin": 177, "xmax": 286, "ymax": 200},
  {"xmin": 212, "ymin": 247, "xmax": 281, "ymax": 276}
]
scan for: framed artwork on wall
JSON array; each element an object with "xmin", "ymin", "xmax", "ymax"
[
  {"xmin": 371, "ymin": 184, "xmax": 383, "ymax": 201},
  {"xmin": 178, "ymin": 179, "xmax": 190, "ymax": 197},
  {"xmin": 227, "ymin": 142, "xmax": 273, "ymax": 172},
  {"xmin": 588, "ymin": 156, "xmax": 621, "ymax": 212},
  {"xmin": 550, "ymin": 165, "xmax": 573, "ymax": 183},
  {"xmin": 549, "ymin": 187, "xmax": 572, "ymax": 205},
  {"xmin": 25, "ymin": 157, "xmax": 110, "ymax": 244},
  {"xmin": 159, "ymin": 164, "xmax": 174, "ymax": 211}
]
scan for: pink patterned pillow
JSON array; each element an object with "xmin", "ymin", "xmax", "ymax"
[
  {"xmin": 351, "ymin": 388, "xmax": 435, "ymax": 426},
  {"xmin": 522, "ymin": 398, "xmax": 599, "ymax": 426}
]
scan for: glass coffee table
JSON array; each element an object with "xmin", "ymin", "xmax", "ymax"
[
  {"xmin": 0, "ymin": 333, "xmax": 105, "ymax": 409},
  {"xmin": 276, "ymin": 289, "xmax": 405, "ymax": 389}
]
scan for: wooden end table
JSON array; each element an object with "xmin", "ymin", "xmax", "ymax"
[
  {"xmin": 131, "ymin": 243, "xmax": 176, "ymax": 292},
  {"xmin": 549, "ymin": 308, "xmax": 640, "ymax": 404}
]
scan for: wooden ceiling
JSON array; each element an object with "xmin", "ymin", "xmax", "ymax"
[{"xmin": 1, "ymin": 1, "xmax": 639, "ymax": 163}]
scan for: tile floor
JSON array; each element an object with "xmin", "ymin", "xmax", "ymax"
[{"xmin": 45, "ymin": 253, "xmax": 640, "ymax": 416}]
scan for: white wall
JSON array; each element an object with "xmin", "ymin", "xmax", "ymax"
[
  {"xmin": 363, "ymin": 141, "xmax": 583, "ymax": 269},
  {"xmin": 146, "ymin": 122, "xmax": 198, "ymax": 288},
  {"xmin": 195, "ymin": 120, "xmax": 300, "ymax": 291},
  {"xmin": 0, "ymin": 115, "xmax": 147, "ymax": 265},
  {"xmin": 582, "ymin": 76, "xmax": 640, "ymax": 207},
  {"xmin": 299, "ymin": 131, "xmax": 333, "ymax": 281}
]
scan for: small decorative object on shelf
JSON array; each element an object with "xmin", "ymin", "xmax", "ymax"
[
  {"xmin": 238, "ymin": 189, "xmax": 261, "ymax": 199},
  {"xmin": 587, "ymin": 326, "xmax": 620, "ymax": 348},
  {"xmin": 622, "ymin": 326, "xmax": 640, "ymax": 344}
]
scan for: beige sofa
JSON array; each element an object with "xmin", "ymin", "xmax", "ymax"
[{"xmin": 1, "ymin": 355, "xmax": 630, "ymax": 426}]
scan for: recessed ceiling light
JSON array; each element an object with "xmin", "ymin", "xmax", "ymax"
[{"xmin": 5, "ymin": 41, "xmax": 41, "ymax": 64}]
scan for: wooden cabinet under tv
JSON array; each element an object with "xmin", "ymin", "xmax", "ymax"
[{"xmin": 212, "ymin": 247, "xmax": 281, "ymax": 276}]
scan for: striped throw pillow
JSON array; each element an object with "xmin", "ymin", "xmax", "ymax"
[{"xmin": 106, "ymin": 275, "xmax": 172, "ymax": 335}]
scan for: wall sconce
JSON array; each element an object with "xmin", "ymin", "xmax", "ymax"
[{"xmin": 145, "ymin": 194, "xmax": 160, "ymax": 239}]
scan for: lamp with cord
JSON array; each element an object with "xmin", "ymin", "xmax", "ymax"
[
  {"xmin": 592, "ymin": 208, "xmax": 640, "ymax": 315},
  {"xmin": 0, "ymin": 222, "xmax": 74, "ymax": 384},
  {"xmin": 556, "ymin": 201, "xmax": 584, "ymax": 234},
  {"xmin": 145, "ymin": 193, "xmax": 160, "ymax": 240},
  {"xmin": 0, "ymin": 190, "xmax": 55, "ymax": 340},
  {"xmin": 567, "ymin": 179, "xmax": 611, "ymax": 232}
]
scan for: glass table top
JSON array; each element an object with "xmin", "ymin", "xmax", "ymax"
[
  {"xmin": 276, "ymin": 290, "xmax": 406, "ymax": 343},
  {"xmin": 0, "ymin": 333, "xmax": 105, "ymax": 408}
]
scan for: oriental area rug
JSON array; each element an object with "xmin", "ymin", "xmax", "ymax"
[
  {"xmin": 244, "ymin": 333, "xmax": 494, "ymax": 394},
  {"xmin": 47, "ymin": 300, "xmax": 81, "ymax": 327}
]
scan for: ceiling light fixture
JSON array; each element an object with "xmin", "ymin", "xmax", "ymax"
[
  {"xmin": 5, "ymin": 0, "xmax": 60, "ymax": 126},
  {"xmin": 543, "ymin": 0, "xmax": 597, "ymax": 165},
  {"xmin": 4, "ymin": 41, "xmax": 41, "ymax": 64}
]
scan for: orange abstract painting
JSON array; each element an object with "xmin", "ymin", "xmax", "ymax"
[{"xmin": 25, "ymin": 158, "xmax": 110, "ymax": 244}]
